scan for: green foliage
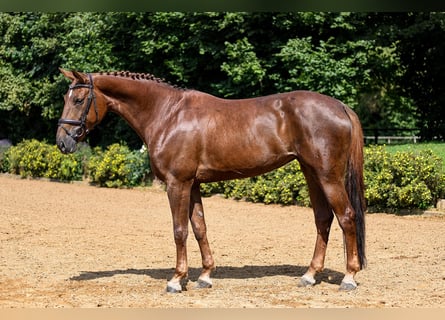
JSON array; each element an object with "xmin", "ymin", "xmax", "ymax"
[
  {"xmin": 0, "ymin": 12, "xmax": 128, "ymax": 146},
  {"xmin": 0, "ymin": 145, "xmax": 11, "ymax": 173},
  {"xmin": 1, "ymin": 139, "xmax": 444, "ymax": 212},
  {"xmin": 364, "ymin": 145, "xmax": 445, "ymax": 211},
  {"xmin": 218, "ymin": 37, "xmax": 266, "ymax": 97},
  {"xmin": 87, "ymin": 143, "xmax": 150, "ymax": 188},
  {"xmin": 59, "ymin": 13, "xmax": 116, "ymax": 72},
  {"xmin": 0, "ymin": 140, "xmax": 150, "ymax": 187},
  {"xmin": 1, "ymin": 139, "xmax": 83, "ymax": 180},
  {"xmin": 385, "ymin": 143, "xmax": 445, "ymax": 169},
  {"xmin": 201, "ymin": 161, "xmax": 310, "ymax": 206},
  {"xmin": 394, "ymin": 12, "xmax": 445, "ymax": 140},
  {"xmin": 4, "ymin": 12, "xmax": 443, "ymax": 146},
  {"xmin": 202, "ymin": 145, "xmax": 445, "ymax": 211},
  {"xmin": 276, "ymin": 37, "xmax": 369, "ymax": 107}
]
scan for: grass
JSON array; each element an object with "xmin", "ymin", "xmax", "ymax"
[{"xmin": 373, "ymin": 142, "xmax": 445, "ymax": 169}]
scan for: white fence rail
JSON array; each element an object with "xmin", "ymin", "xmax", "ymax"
[{"xmin": 364, "ymin": 135, "xmax": 421, "ymax": 144}]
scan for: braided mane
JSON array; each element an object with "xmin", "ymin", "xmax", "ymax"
[{"xmin": 98, "ymin": 71, "xmax": 186, "ymax": 90}]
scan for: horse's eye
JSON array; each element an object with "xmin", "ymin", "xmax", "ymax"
[{"xmin": 74, "ymin": 97, "xmax": 85, "ymax": 105}]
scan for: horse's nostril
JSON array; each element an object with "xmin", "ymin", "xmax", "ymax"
[
  {"xmin": 57, "ymin": 135, "xmax": 77, "ymax": 154},
  {"xmin": 58, "ymin": 140, "xmax": 67, "ymax": 153}
]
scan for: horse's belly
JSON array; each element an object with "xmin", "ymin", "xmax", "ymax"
[{"xmin": 195, "ymin": 152, "xmax": 295, "ymax": 183}]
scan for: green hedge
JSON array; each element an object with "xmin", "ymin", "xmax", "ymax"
[
  {"xmin": 1, "ymin": 139, "xmax": 84, "ymax": 181},
  {"xmin": 364, "ymin": 146, "xmax": 445, "ymax": 211},
  {"xmin": 0, "ymin": 139, "xmax": 150, "ymax": 187},
  {"xmin": 1, "ymin": 140, "xmax": 444, "ymax": 211},
  {"xmin": 88, "ymin": 143, "xmax": 150, "ymax": 188},
  {"xmin": 202, "ymin": 146, "xmax": 444, "ymax": 211},
  {"xmin": 200, "ymin": 161, "xmax": 311, "ymax": 207}
]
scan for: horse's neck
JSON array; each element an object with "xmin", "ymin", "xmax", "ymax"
[{"xmin": 97, "ymin": 75, "xmax": 183, "ymax": 142}]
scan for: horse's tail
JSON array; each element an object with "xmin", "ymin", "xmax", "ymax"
[{"xmin": 344, "ymin": 107, "xmax": 367, "ymax": 269}]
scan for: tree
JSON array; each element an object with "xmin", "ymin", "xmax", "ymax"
[
  {"xmin": 0, "ymin": 13, "xmax": 64, "ymax": 142},
  {"xmin": 395, "ymin": 12, "xmax": 445, "ymax": 140},
  {"xmin": 0, "ymin": 13, "xmax": 131, "ymax": 145},
  {"xmin": 0, "ymin": 12, "xmax": 441, "ymax": 146}
]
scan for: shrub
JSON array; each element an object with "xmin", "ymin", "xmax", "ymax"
[
  {"xmin": 1, "ymin": 139, "xmax": 84, "ymax": 181},
  {"xmin": 202, "ymin": 145, "xmax": 445, "ymax": 211},
  {"xmin": 0, "ymin": 145, "xmax": 11, "ymax": 173},
  {"xmin": 45, "ymin": 146, "xmax": 82, "ymax": 181},
  {"xmin": 201, "ymin": 161, "xmax": 311, "ymax": 206},
  {"xmin": 1, "ymin": 139, "xmax": 150, "ymax": 187},
  {"xmin": 4, "ymin": 139, "xmax": 49, "ymax": 177},
  {"xmin": 2, "ymin": 139, "xmax": 443, "ymax": 212},
  {"xmin": 365, "ymin": 145, "xmax": 445, "ymax": 211},
  {"xmin": 88, "ymin": 143, "xmax": 150, "ymax": 188}
]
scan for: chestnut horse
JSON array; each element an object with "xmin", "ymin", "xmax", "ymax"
[{"xmin": 56, "ymin": 69, "xmax": 366, "ymax": 292}]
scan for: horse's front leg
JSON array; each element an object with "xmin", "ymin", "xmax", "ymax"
[
  {"xmin": 189, "ymin": 182, "xmax": 215, "ymax": 289},
  {"xmin": 166, "ymin": 180, "xmax": 193, "ymax": 293}
]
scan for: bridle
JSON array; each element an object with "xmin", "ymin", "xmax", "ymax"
[{"xmin": 58, "ymin": 73, "xmax": 99, "ymax": 140}]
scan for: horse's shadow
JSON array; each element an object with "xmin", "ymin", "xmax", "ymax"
[{"xmin": 69, "ymin": 265, "xmax": 344, "ymax": 286}]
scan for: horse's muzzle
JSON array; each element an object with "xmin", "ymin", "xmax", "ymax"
[{"xmin": 56, "ymin": 130, "xmax": 77, "ymax": 154}]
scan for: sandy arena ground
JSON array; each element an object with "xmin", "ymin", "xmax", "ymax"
[{"xmin": 0, "ymin": 174, "xmax": 444, "ymax": 308}]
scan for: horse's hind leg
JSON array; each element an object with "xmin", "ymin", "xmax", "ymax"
[
  {"xmin": 189, "ymin": 182, "xmax": 215, "ymax": 288},
  {"xmin": 299, "ymin": 169, "xmax": 334, "ymax": 287},
  {"xmin": 319, "ymin": 180, "xmax": 361, "ymax": 291}
]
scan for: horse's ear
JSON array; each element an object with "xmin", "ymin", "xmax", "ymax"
[
  {"xmin": 72, "ymin": 70, "xmax": 88, "ymax": 83},
  {"xmin": 59, "ymin": 68, "xmax": 87, "ymax": 83},
  {"xmin": 59, "ymin": 68, "xmax": 75, "ymax": 80}
]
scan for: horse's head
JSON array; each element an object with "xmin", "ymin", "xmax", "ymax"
[{"xmin": 56, "ymin": 68, "xmax": 107, "ymax": 153}]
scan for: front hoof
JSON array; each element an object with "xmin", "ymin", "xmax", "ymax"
[
  {"xmin": 196, "ymin": 278, "xmax": 212, "ymax": 289},
  {"xmin": 298, "ymin": 274, "xmax": 316, "ymax": 287},
  {"xmin": 339, "ymin": 281, "xmax": 357, "ymax": 291},
  {"xmin": 166, "ymin": 279, "xmax": 188, "ymax": 293},
  {"xmin": 166, "ymin": 284, "xmax": 182, "ymax": 293}
]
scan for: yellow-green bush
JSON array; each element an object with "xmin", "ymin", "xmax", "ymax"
[
  {"xmin": 1, "ymin": 139, "xmax": 83, "ymax": 180},
  {"xmin": 202, "ymin": 145, "xmax": 445, "ymax": 211},
  {"xmin": 87, "ymin": 143, "xmax": 150, "ymax": 188},
  {"xmin": 1, "ymin": 139, "xmax": 444, "ymax": 211},
  {"xmin": 0, "ymin": 140, "xmax": 150, "ymax": 187},
  {"xmin": 201, "ymin": 161, "xmax": 311, "ymax": 206},
  {"xmin": 364, "ymin": 145, "xmax": 445, "ymax": 211}
]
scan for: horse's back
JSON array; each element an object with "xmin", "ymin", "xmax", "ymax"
[{"xmin": 176, "ymin": 90, "xmax": 354, "ymax": 182}]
